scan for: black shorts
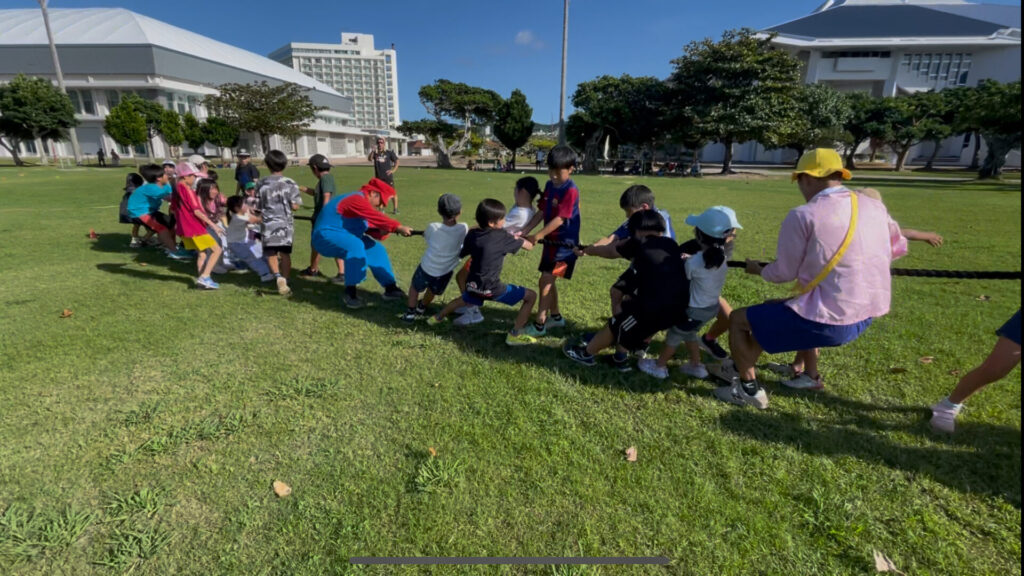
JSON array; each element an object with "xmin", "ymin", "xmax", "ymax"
[
  {"xmin": 411, "ymin": 265, "xmax": 453, "ymax": 295},
  {"xmin": 538, "ymin": 255, "xmax": 577, "ymax": 279},
  {"xmin": 263, "ymin": 244, "xmax": 293, "ymax": 256},
  {"xmin": 608, "ymin": 304, "xmax": 669, "ymax": 352}
]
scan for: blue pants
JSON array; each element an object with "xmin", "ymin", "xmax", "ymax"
[{"xmin": 312, "ymin": 229, "xmax": 396, "ymax": 288}]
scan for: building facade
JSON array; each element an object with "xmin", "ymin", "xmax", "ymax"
[
  {"xmin": 269, "ymin": 34, "xmax": 400, "ymax": 135},
  {"xmin": 0, "ymin": 8, "xmax": 402, "ymax": 163},
  {"xmin": 700, "ymin": 0, "xmax": 1021, "ymax": 166}
]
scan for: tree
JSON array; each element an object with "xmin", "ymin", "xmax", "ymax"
[
  {"xmin": 204, "ymin": 116, "xmax": 240, "ymax": 157},
  {"xmin": 493, "ymin": 89, "xmax": 534, "ymax": 170},
  {"xmin": 159, "ymin": 110, "xmax": 184, "ymax": 159},
  {"xmin": 0, "ymin": 74, "xmax": 77, "ymax": 166},
  {"xmin": 182, "ymin": 113, "xmax": 207, "ymax": 153},
  {"xmin": 974, "ymin": 80, "xmax": 1021, "ymax": 179},
  {"xmin": 104, "ymin": 98, "xmax": 147, "ymax": 164},
  {"xmin": 943, "ymin": 86, "xmax": 983, "ymax": 170},
  {"xmin": 768, "ymin": 83, "xmax": 851, "ymax": 162},
  {"xmin": 406, "ymin": 79, "xmax": 503, "ymax": 168},
  {"xmin": 565, "ymin": 112, "xmax": 605, "ymax": 172},
  {"xmin": 841, "ymin": 92, "xmax": 878, "ymax": 169},
  {"xmin": 917, "ymin": 91, "xmax": 954, "ymax": 170},
  {"xmin": 119, "ymin": 94, "xmax": 166, "ymax": 159},
  {"xmin": 884, "ymin": 92, "xmax": 949, "ymax": 172},
  {"xmin": 668, "ymin": 29, "xmax": 801, "ymax": 173},
  {"xmin": 204, "ymin": 81, "xmax": 323, "ymax": 153}
]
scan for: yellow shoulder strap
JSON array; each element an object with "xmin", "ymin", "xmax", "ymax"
[{"xmin": 794, "ymin": 191, "xmax": 859, "ymax": 295}]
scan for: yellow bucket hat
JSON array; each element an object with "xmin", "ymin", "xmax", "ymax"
[{"xmin": 792, "ymin": 148, "xmax": 852, "ymax": 181}]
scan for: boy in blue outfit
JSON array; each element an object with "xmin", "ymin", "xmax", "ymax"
[
  {"xmin": 521, "ymin": 145, "xmax": 582, "ymax": 337},
  {"xmin": 125, "ymin": 163, "xmax": 189, "ymax": 260}
]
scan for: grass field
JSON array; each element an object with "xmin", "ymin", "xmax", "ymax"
[{"xmin": 0, "ymin": 164, "xmax": 1020, "ymax": 575}]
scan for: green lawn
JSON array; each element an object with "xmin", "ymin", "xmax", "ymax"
[{"xmin": 0, "ymin": 165, "xmax": 1020, "ymax": 575}]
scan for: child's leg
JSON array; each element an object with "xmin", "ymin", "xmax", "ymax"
[
  {"xmin": 309, "ymin": 248, "xmax": 321, "ymax": 271},
  {"xmin": 705, "ymin": 297, "xmax": 733, "ymax": 340},
  {"xmin": 947, "ymin": 337, "xmax": 1021, "ymax": 404},
  {"xmin": 421, "ymin": 289, "xmax": 436, "ymax": 307},
  {"xmin": 199, "ymin": 244, "xmax": 222, "ymax": 278},
  {"xmin": 266, "ymin": 252, "xmax": 281, "ymax": 276},
  {"xmin": 536, "ymin": 272, "xmax": 556, "ymax": 324},
  {"xmin": 512, "ymin": 289, "xmax": 538, "ymax": 332},
  {"xmin": 656, "ymin": 344, "xmax": 678, "ymax": 369},
  {"xmin": 686, "ymin": 341, "xmax": 702, "ymax": 366},
  {"xmin": 550, "ymin": 282, "xmax": 561, "ymax": 317},
  {"xmin": 196, "ymin": 250, "xmax": 208, "ymax": 276},
  {"xmin": 435, "ymin": 296, "xmax": 466, "ymax": 321},
  {"xmin": 336, "ymin": 259, "xmax": 345, "ymax": 276},
  {"xmin": 407, "ymin": 286, "xmax": 421, "ymax": 310},
  {"xmin": 456, "ymin": 263, "xmax": 469, "ymax": 292},
  {"xmin": 802, "ymin": 348, "xmax": 821, "ymax": 379},
  {"xmin": 280, "ymin": 253, "xmax": 291, "ymax": 278},
  {"xmin": 584, "ymin": 325, "xmax": 616, "ymax": 356},
  {"xmin": 131, "ymin": 223, "xmax": 141, "ymax": 239},
  {"xmin": 157, "ymin": 229, "xmax": 177, "ymax": 251},
  {"xmin": 610, "ymin": 287, "xmax": 625, "ymax": 316}
]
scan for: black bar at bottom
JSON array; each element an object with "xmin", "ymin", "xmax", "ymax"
[{"xmin": 350, "ymin": 557, "xmax": 669, "ymax": 565}]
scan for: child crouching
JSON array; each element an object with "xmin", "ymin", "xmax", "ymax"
[
  {"xmin": 225, "ymin": 195, "xmax": 275, "ymax": 282},
  {"xmin": 404, "ymin": 194, "xmax": 469, "ymax": 321}
]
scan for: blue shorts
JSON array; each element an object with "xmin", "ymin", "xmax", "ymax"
[
  {"xmin": 747, "ymin": 300, "xmax": 872, "ymax": 354},
  {"xmin": 411, "ymin": 265, "xmax": 453, "ymax": 295},
  {"xmin": 462, "ymin": 284, "xmax": 527, "ymax": 308},
  {"xmin": 997, "ymin": 309, "xmax": 1022, "ymax": 346}
]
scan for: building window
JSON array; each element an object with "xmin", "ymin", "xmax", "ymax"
[
  {"xmin": 822, "ymin": 51, "xmax": 891, "ymax": 58},
  {"xmin": 902, "ymin": 52, "xmax": 971, "ymax": 85},
  {"xmin": 106, "ymin": 90, "xmax": 120, "ymax": 110},
  {"xmin": 68, "ymin": 90, "xmax": 96, "ymax": 115},
  {"xmin": 20, "ymin": 140, "xmax": 38, "ymax": 155}
]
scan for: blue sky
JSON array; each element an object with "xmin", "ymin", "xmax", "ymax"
[{"xmin": 3, "ymin": 0, "xmax": 1021, "ymax": 123}]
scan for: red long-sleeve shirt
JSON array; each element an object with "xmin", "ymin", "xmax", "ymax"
[{"xmin": 338, "ymin": 192, "xmax": 400, "ymax": 239}]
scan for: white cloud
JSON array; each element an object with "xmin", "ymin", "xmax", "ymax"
[{"xmin": 514, "ymin": 30, "xmax": 544, "ymax": 49}]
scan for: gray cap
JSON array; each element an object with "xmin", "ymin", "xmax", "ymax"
[
  {"xmin": 236, "ymin": 148, "xmax": 251, "ymax": 157},
  {"xmin": 437, "ymin": 193, "xmax": 462, "ymax": 218}
]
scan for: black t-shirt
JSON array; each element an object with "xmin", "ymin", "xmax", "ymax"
[
  {"xmin": 460, "ymin": 228, "xmax": 523, "ymax": 295},
  {"xmin": 614, "ymin": 235, "xmax": 689, "ymax": 319},
  {"xmin": 371, "ymin": 149, "xmax": 398, "ymax": 184},
  {"xmin": 678, "ymin": 238, "xmax": 700, "ymax": 256},
  {"xmin": 235, "ymin": 163, "xmax": 260, "ymax": 186}
]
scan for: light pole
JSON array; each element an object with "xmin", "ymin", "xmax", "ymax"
[
  {"xmin": 39, "ymin": 0, "xmax": 82, "ymax": 165},
  {"xmin": 558, "ymin": 0, "xmax": 569, "ymax": 146}
]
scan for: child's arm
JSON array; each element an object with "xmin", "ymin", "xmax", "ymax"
[
  {"xmin": 902, "ymin": 228, "xmax": 943, "ymax": 247},
  {"xmin": 582, "ymin": 241, "xmax": 623, "ymax": 259},
  {"xmin": 527, "ymin": 216, "xmax": 564, "ymax": 243},
  {"xmin": 519, "ymin": 237, "xmax": 534, "ymax": 251},
  {"xmin": 520, "ymin": 210, "xmax": 544, "ymax": 237}
]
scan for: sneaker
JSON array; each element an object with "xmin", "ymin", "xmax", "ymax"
[
  {"xmin": 610, "ymin": 353, "xmax": 632, "ymax": 372},
  {"xmin": 638, "ymin": 358, "xmax": 669, "ymax": 379},
  {"xmin": 713, "ymin": 381, "xmax": 769, "ymax": 410},
  {"xmin": 634, "ymin": 345, "xmax": 651, "ymax": 360},
  {"xmin": 563, "ymin": 343, "xmax": 596, "ymax": 366},
  {"xmin": 782, "ymin": 373, "xmax": 824, "ymax": 391},
  {"xmin": 546, "ymin": 316, "xmax": 567, "ymax": 329},
  {"xmin": 453, "ymin": 307, "xmax": 484, "ymax": 326},
  {"xmin": 298, "ymin": 267, "xmax": 321, "ymax": 278},
  {"xmin": 506, "ymin": 332, "xmax": 537, "ymax": 346},
  {"xmin": 426, "ymin": 315, "xmax": 445, "ymax": 326},
  {"xmin": 415, "ymin": 303, "xmax": 427, "ymax": 316},
  {"xmin": 144, "ymin": 236, "xmax": 162, "ymax": 247},
  {"xmin": 930, "ymin": 401, "xmax": 961, "ymax": 433},
  {"xmin": 400, "ymin": 310, "xmax": 420, "ymax": 323},
  {"xmin": 331, "ymin": 273, "xmax": 346, "ymax": 285},
  {"xmin": 382, "ymin": 287, "xmax": 406, "ymax": 301},
  {"xmin": 679, "ymin": 363, "xmax": 710, "ymax": 379},
  {"xmin": 706, "ymin": 361, "xmax": 740, "ymax": 384},
  {"xmin": 765, "ymin": 362, "xmax": 800, "ymax": 379},
  {"xmin": 195, "ymin": 276, "xmax": 220, "ymax": 290},
  {"xmin": 455, "ymin": 305, "xmax": 474, "ymax": 315},
  {"xmin": 129, "ymin": 237, "xmax": 143, "ymax": 248},
  {"xmin": 276, "ymin": 276, "xmax": 292, "ymax": 296},
  {"xmin": 523, "ymin": 324, "xmax": 547, "ymax": 338},
  {"xmin": 699, "ymin": 336, "xmax": 730, "ymax": 360},
  {"xmin": 165, "ymin": 248, "xmax": 192, "ymax": 261},
  {"xmin": 343, "ymin": 293, "xmax": 365, "ymax": 309}
]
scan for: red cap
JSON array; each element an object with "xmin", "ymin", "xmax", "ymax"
[{"xmin": 360, "ymin": 178, "xmax": 396, "ymax": 207}]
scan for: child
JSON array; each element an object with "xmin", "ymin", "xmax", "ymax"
[
  {"xmin": 242, "ymin": 181, "xmax": 260, "ymax": 212},
  {"xmin": 225, "ymin": 195, "xmax": 274, "ymax": 282},
  {"xmin": 171, "ymin": 162, "xmax": 223, "ymax": 289},
  {"xmin": 197, "ymin": 180, "xmax": 233, "ymax": 273},
  {"xmin": 258, "ymin": 150, "xmax": 302, "ymax": 296},
  {"xmin": 427, "ymin": 199, "xmax": 538, "ymax": 346},
  {"xmin": 638, "ymin": 206, "xmax": 741, "ymax": 380},
  {"xmin": 124, "ymin": 164, "xmax": 188, "ymax": 259},
  {"xmin": 521, "ymin": 145, "xmax": 582, "ymax": 337},
  {"xmin": 931, "ymin": 309, "xmax": 1021, "ymax": 433},
  {"xmin": 121, "ymin": 172, "xmax": 153, "ymax": 248},
  {"xmin": 402, "ymin": 194, "xmax": 469, "ymax": 322},
  {"xmin": 564, "ymin": 210, "xmax": 689, "ymax": 366},
  {"xmin": 298, "ymin": 154, "xmax": 345, "ymax": 283}
]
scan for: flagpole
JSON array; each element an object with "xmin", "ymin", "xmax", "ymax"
[
  {"xmin": 39, "ymin": 0, "xmax": 82, "ymax": 165},
  {"xmin": 558, "ymin": 0, "xmax": 569, "ymax": 146}
]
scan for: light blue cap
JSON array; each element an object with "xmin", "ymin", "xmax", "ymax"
[{"xmin": 685, "ymin": 206, "xmax": 742, "ymax": 238}]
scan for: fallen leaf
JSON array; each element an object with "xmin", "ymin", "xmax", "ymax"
[
  {"xmin": 272, "ymin": 480, "xmax": 291, "ymax": 498},
  {"xmin": 59, "ymin": 309, "xmax": 73, "ymax": 318},
  {"xmin": 948, "ymin": 369, "xmax": 961, "ymax": 376},
  {"xmin": 889, "ymin": 367, "xmax": 907, "ymax": 374},
  {"xmin": 873, "ymin": 549, "xmax": 905, "ymax": 574},
  {"xmin": 428, "ymin": 447, "xmax": 437, "ymax": 458},
  {"xmin": 976, "ymin": 295, "xmax": 991, "ymax": 301},
  {"xmin": 918, "ymin": 356, "xmax": 935, "ymax": 364},
  {"xmin": 249, "ymin": 456, "xmax": 256, "ymax": 464},
  {"xmin": 625, "ymin": 446, "xmax": 637, "ymax": 462},
  {"xmin": 139, "ymin": 262, "xmax": 148, "ymax": 267}
]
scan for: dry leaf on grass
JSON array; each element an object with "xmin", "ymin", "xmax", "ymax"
[
  {"xmin": 919, "ymin": 356, "xmax": 935, "ymax": 364},
  {"xmin": 428, "ymin": 447, "xmax": 437, "ymax": 458},
  {"xmin": 625, "ymin": 446, "xmax": 638, "ymax": 462},
  {"xmin": 873, "ymin": 549, "xmax": 906, "ymax": 574},
  {"xmin": 272, "ymin": 480, "xmax": 291, "ymax": 498},
  {"xmin": 976, "ymin": 295, "xmax": 991, "ymax": 301},
  {"xmin": 948, "ymin": 369, "xmax": 961, "ymax": 376},
  {"xmin": 59, "ymin": 309, "xmax": 73, "ymax": 318},
  {"xmin": 139, "ymin": 262, "xmax": 148, "ymax": 267},
  {"xmin": 889, "ymin": 367, "xmax": 907, "ymax": 374}
]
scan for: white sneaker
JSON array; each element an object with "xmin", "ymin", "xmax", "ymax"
[
  {"xmin": 546, "ymin": 316, "xmax": 567, "ymax": 329},
  {"xmin": 930, "ymin": 401, "xmax": 961, "ymax": 433},
  {"xmin": 765, "ymin": 362, "xmax": 799, "ymax": 379},
  {"xmin": 637, "ymin": 358, "xmax": 668, "ymax": 379},
  {"xmin": 679, "ymin": 363, "xmax": 709, "ymax": 379},
  {"xmin": 129, "ymin": 237, "xmax": 143, "ymax": 248},
  {"xmin": 706, "ymin": 361, "xmax": 740, "ymax": 384},
  {"xmin": 455, "ymin": 305, "xmax": 475, "ymax": 315},
  {"xmin": 276, "ymin": 276, "xmax": 292, "ymax": 296},
  {"xmin": 453, "ymin": 307, "xmax": 484, "ymax": 326},
  {"xmin": 782, "ymin": 373, "xmax": 824, "ymax": 391},
  {"xmin": 713, "ymin": 381, "xmax": 769, "ymax": 410}
]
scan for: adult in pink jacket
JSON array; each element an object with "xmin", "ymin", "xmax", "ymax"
[{"xmin": 715, "ymin": 149, "xmax": 908, "ymax": 410}]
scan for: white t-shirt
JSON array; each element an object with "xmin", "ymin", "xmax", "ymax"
[
  {"xmin": 504, "ymin": 206, "xmax": 535, "ymax": 235},
  {"xmin": 226, "ymin": 213, "xmax": 252, "ymax": 244},
  {"xmin": 685, "ymin": 252, "xmax": 728, "ymax": 309},
  {"xmin": 420, "ymin": 222, "xmax": 470, "ymax": 277}
]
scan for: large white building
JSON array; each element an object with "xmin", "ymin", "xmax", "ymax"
[
  {"xmin": 702, "ymin": 0, "xmax": 1021, "ymax": 166},
  {"xmin": 0, "ymin": 8, "xmax": 402, "ymax": 163},
  {"xmin": 269, "ymin": 34, "xmax": 400, "ymax": 133}
]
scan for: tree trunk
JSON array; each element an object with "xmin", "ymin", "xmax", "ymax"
[
  {"xmin": 924, "ymin": 140, "xmax": 941, "ymax": 170},
  {"xmin": 720, "ymin": 138, "xmax": 734, "ymax": 174},
  {"xmin": 0, "ymin": 137, "xmax": 24, "ymax": 167},
  {"xmin": 40, "ymin": 139, "xmax": 49, "ymax": 166},
  {"xmin": 260, "ymin": 133, "xmax": 270, "ymax": 156},
  {"xmin": 979, "ymin": 133, "xmax": 1014, "ymax": 179},
  {"xmin": 894, "ymin": 145, "xmax": 911, "ymax": 171},
  {"xmin": 510, "ymin": 148, "xmax": 516, "ymax": 171},
  {"xmin": 146, "ymin": 138, "xmax": 155, "ymax": 161},
  {"xmin": 581, "ymin": 129, "xmax": 602, "ymax": 173},
  {"xmin": 969, "ymin": 132, "xmax": 981, "ymax": 170}
]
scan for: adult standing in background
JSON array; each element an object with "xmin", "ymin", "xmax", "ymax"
[
  {"xmin": 368, "ymin": 137, "xmax": 399, "ymax": 215},
  {"xmin": 110, "ymin": 148, "xmax": 120, "ymax": 167},
  {"xmin": 234, "ymin": 149, "xmax": 260, "ymax": 194},
  {"xmin": 97, "ymin": 148, "xmax": 106, "ymax": 167}
]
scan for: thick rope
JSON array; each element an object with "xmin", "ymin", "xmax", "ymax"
[{"xmin": 726, "ymin": 261, "xmax": 1021, "ymax": 280}]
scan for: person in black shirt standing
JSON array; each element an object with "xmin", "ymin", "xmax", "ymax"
[
  {"xmin": 427, "ymin": 199, "xmax": 539, "ymax": 346},
  {"xmin": 368, "ymin": 137, "xmax": 399, "ymax": 214},
  {"xmin": 234, "ymin": 149, "xmax": 260, "ymax": 194},
  {"xmin": 564, "ymin": 210, "xmax": 690, "ymax": 366}
]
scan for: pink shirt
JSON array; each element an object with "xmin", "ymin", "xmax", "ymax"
[
  {"xmin": 172, "ymin": 182, "xmax": 208, "ymax": 238},
  {"xmin": 762, "ymin": 186, "xmax": 908, "ymax": 325}
]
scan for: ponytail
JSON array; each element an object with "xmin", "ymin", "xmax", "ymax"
[{"xmin": 696, "ymin": 229, "xmax": 727, "ymax": 269}]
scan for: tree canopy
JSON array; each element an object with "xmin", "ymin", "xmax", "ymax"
[
  {"xmin": 492, "ymin": 89, "xmax": 534, "ymax": 170},
  {"xmin": 204, "ymin": 116, "xmax": 241, "ymax": 153},
  {"xmin": 182, "ymin": 113, "xmax": 207, "ymax": 153},
  {"xmin": 159, "ymin": 110, "xmax": 184, "ymax": 154},
  {"xmin": 768, "ymin": 83, "xmax": 851, "ymax": 161},
  {"xmin": 0, "ymin": 74, "xmax": 78, "ymax": 166},
  {"xmin": 974, "ymin": 79, "xmax": 1021, "ymax": 179},
  {"xmin": 103, "ymin": 97, "xmax": 148, "ymax": 158},
  {"xmin": 404, "ymin": 79, "xmax": 503, "ymax": 168},
  {"xmin": 204, "ymin": 81, "xmax": 323, "ymax": 153}
]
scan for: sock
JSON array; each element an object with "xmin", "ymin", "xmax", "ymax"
[
  {"xmin": 612, "ymin": 351, "xmax": 628, "ymax": 362},
  {"xmin": 273, "ymin": 273, "xmax": 281, "ymax": 278},
  {"xmin": 533, "ymin": 321, "xmax": 546, "ymax": 331},
  {"xmin": 740, "ymin": 379, "xmax": 759, "ymax": 395},
  {"xmin": 940, "ymin": 397, "xmax": 963, "ymax": 410},
  {"xmin": 407, "ymin": 306, "xmax": 417, "ymax": 314},
  {"xmin": 346, "ymin": 286, "xmax": 357, "ymax": 299},
  {"xmin": 551, "ymin": 313, "xmax": 564, "ymax": 322}
]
